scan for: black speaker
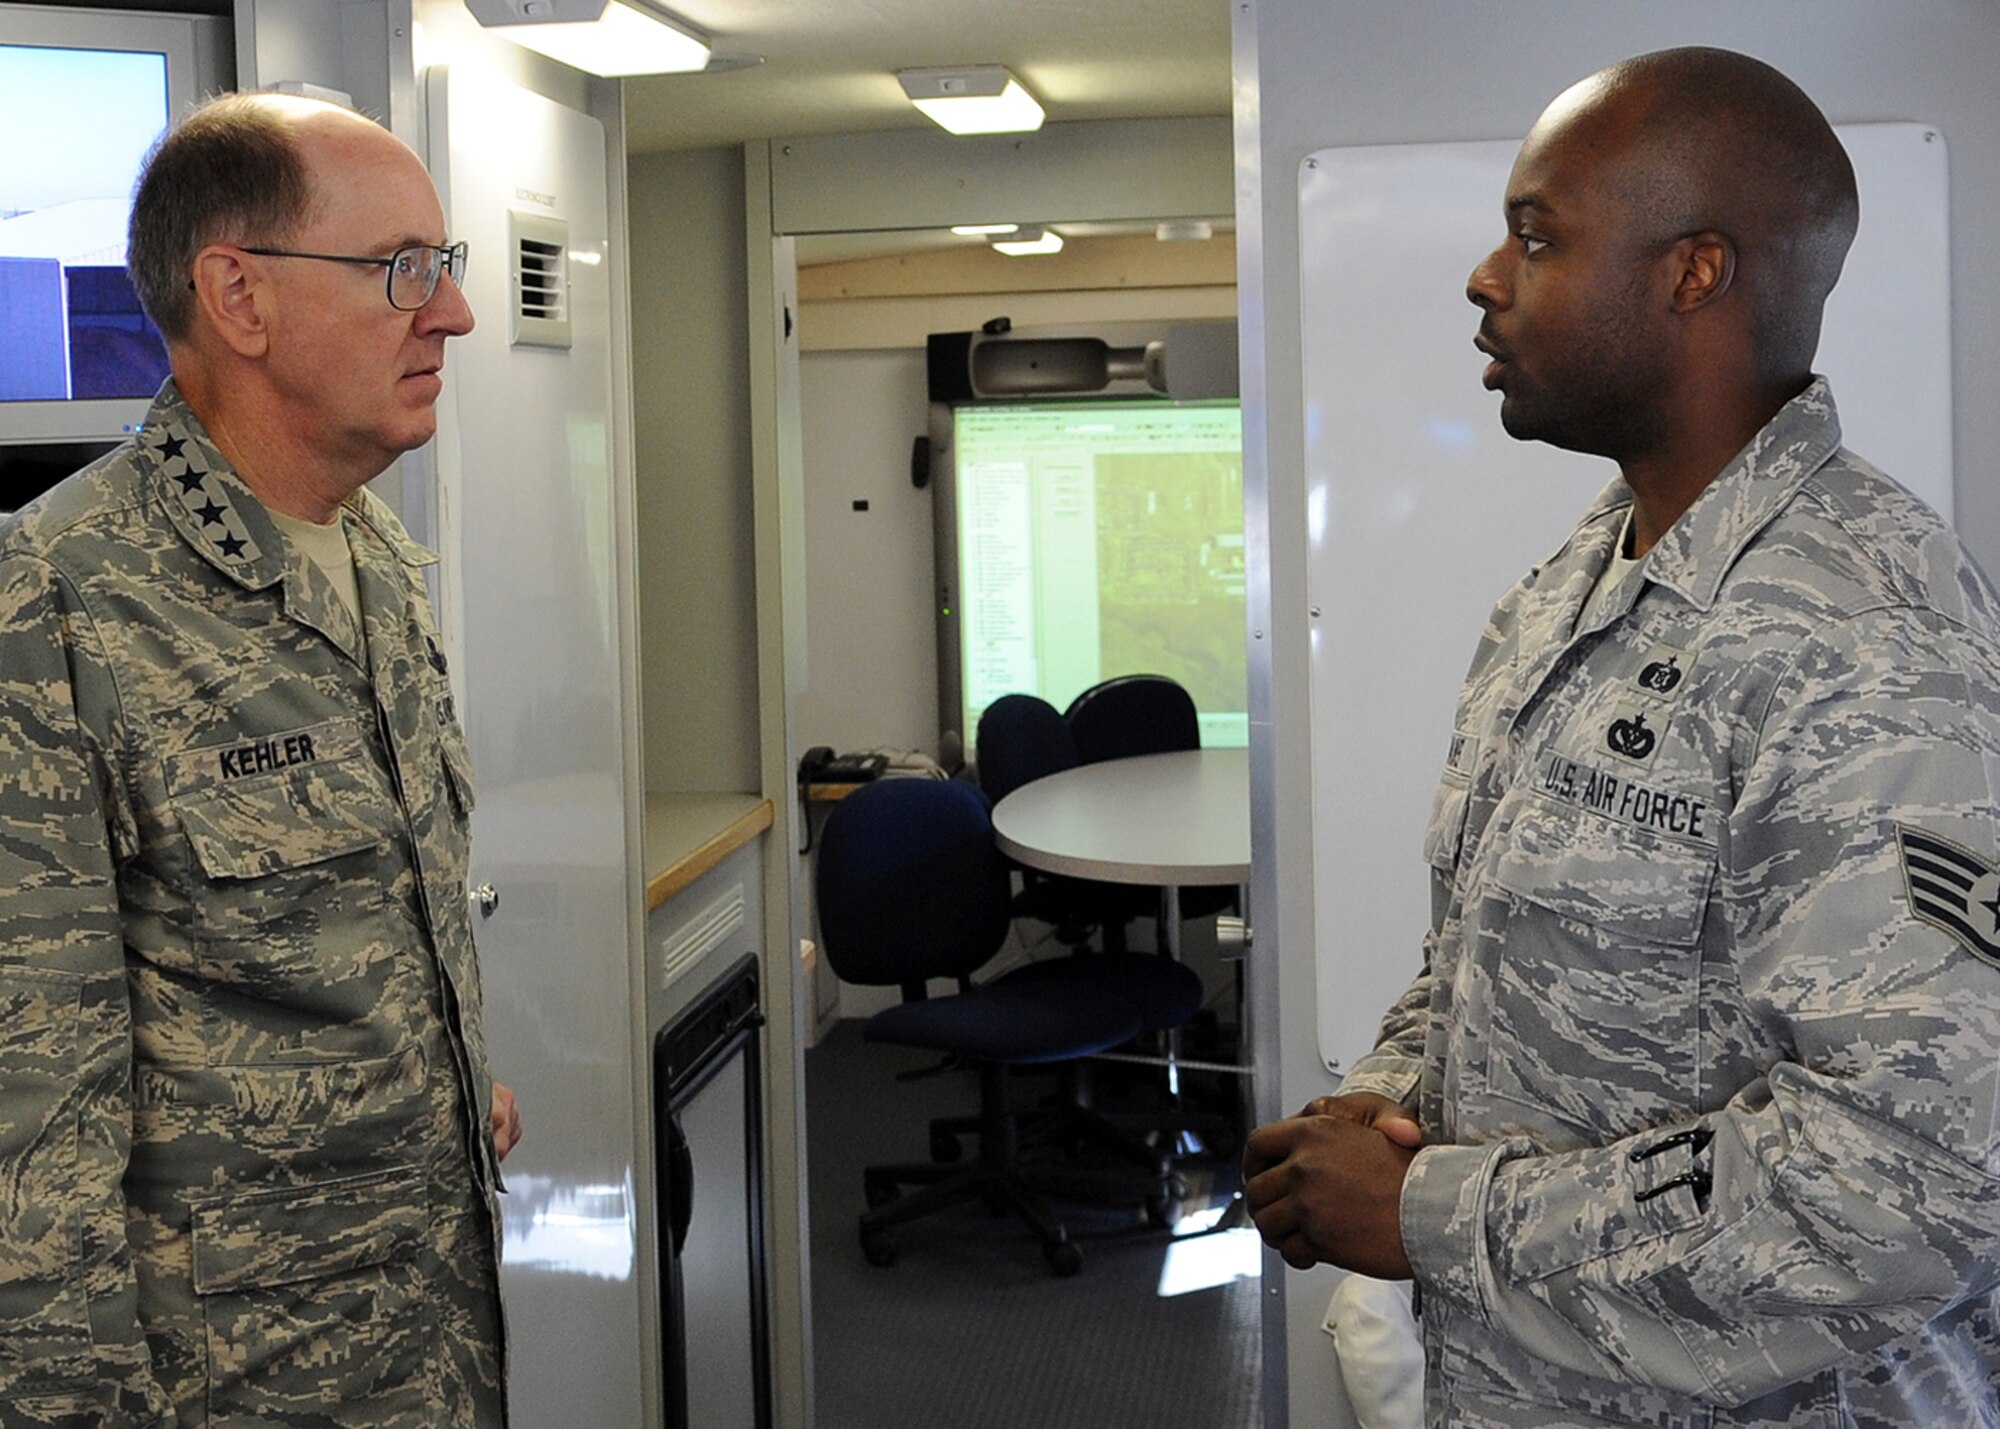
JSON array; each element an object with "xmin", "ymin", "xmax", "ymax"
[{"xmin": 927, "ymin": 331, "xmax": 976, "ymax": 402}]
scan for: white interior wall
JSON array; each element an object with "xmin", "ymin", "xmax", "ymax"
[
  {"xmin": 1234, "ymin": 4, "xmax": 2000, "ymax": 1425},
  {"xmin": 628, "ymin": 146, "xmax": 762, "ymax": 796},
  {"xmin": 796, "ymin": 349, "xmax": 938, "ymax": 757}
]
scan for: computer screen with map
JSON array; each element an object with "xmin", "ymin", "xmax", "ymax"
[{"xmin": 938, "ymin": 398, "xmax": 1247, "ymax": 752}]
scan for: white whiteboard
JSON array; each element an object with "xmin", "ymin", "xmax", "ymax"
[{"xmin": 1303, "ymin": 124, "xmax": 1953, "ymax": 1073}]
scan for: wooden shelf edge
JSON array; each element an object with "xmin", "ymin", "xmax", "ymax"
[{"xmin": 645, "ymin": 799, "xmax": 775, "ymax": 911}]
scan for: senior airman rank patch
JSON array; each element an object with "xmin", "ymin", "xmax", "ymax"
[{"xmin": 1897, "ymin": 824, "xmax": 2000, "ymax": 968}]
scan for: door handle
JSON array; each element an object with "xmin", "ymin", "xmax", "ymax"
[{"xmin": 667, "ymin": 1112, "xmax": 694, "ymax": 1257}]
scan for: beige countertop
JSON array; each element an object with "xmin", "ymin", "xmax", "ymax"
[{"xmin": 643, "ymin": 793, "xmax": 774, "ymax": 911}]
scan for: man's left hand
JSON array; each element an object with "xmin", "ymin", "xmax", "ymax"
[
  {"xmin": 1242, "ymin": 1111, "xmax": 1417, "ymax": 1277},
  {"xmin": 491, "ymin": 1080, "xmax": 523, "ymax": 1161}
]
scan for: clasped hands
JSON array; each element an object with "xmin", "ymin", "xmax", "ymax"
[{"xmin": 1242, "ymin": 1091, "xmax": 1421, "ymax": 1278}]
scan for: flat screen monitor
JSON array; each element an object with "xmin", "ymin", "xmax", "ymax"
[
  {"xmin": 937, "ymin": 397, "xmax": 1247, "ymax": 755},
  {"xmin": 0, "ymin": 4, "xmax": 228, "ymax": 445}
]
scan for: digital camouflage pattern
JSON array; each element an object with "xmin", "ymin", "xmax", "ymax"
[
  {"xmin": 0, "ymin": 382, "xmax": 505, "ymax": 1427},
  {"xmin": 1340, "ymin": 380, "xmax": 2000, "ymax": 1427}
]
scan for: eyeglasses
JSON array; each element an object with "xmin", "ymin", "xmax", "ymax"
[{"xmin": 237, "ymin": 242, "xmax": 469, "ymax": 311}]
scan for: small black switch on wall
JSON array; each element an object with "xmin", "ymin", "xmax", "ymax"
[{"xmin": 852, "ymin": 499, "xmax": 870, "ymax": 511}]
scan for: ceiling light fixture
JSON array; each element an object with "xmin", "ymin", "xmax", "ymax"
[
  {"xmin": 463, "ymin": 0, "xmax": 711, "ymax": 77},
  {"xmin": 898, "ymin": 65, "xmax": 1045, "ymax": 135},
  {"xmin": 951, "ymin": 223, "xmax": 1021, "ymax": 236},
  {"xmin": 990, "ymin": 226, "xmax": 1064, "ymax": 257}
]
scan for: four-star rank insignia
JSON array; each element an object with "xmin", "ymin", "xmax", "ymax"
[
  {"xmin": 1898, "ymin": 824, "xmax": 2000, "ymax": 968},
  {"xmin": 154, "ymin": 428, "xmax": 261, "ymax": 564}
]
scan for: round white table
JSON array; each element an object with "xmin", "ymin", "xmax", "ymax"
[
  {"xmin": 990, "ymin": 747, "xmax": 1254, "ymax": 1112},
  {"xmin": 990, "ymin": 747, "xmax": 1250, "ymax": 887}
]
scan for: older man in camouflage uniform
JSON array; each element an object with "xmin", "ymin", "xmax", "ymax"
[
  {"xmin": 1246, "ymin": 48, "xmax": 2000, "ymax": 1427},
  {"xmin": 0, "ymin": 94, "xmax": 518, "ymax": 1426}
]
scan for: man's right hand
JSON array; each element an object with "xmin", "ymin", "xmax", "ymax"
[
  {"xmin": 1294, "ymin": 1091, "xmax": 1425, "ymax": 1151},
  {"xmin": 1241, "ymin": 1092, "xmax": 1424, "ymax": 1276}
]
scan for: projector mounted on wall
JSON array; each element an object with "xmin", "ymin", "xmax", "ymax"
[{"xmin": 926, "ymin": 321, "xmax": 1240, "ymax": 403}]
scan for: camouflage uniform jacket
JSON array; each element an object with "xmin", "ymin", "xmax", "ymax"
[
  {"xmin": 0, "ymin": 383, "xmax": 506, "ymax": 1426},
  {"xmin": 1340, "ymin": 380, "xmax": 2000, "ymax": 1427}
]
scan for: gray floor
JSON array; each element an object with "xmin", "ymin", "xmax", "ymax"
[{"xmin": 805, "ymin": 1021, "xmax": 1261, "ymax": 1428}]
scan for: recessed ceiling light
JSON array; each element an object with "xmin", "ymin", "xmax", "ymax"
[
  {"xmin": 463, "ymin": 0, "xmax": 711, "ymax": 77},
  {"xmin": 991, "ymin": 226, "xmax": 1064, "ymax": 257},
  {"xmin": 951, "ymin": 223, "xmax": 1021, "ymax": 236},
  {"xmin": 898, "ymin": 65, "xmax": 1045, "ymax": 135}
]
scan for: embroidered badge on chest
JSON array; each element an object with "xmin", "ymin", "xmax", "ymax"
[
  {"xmin": 1630, "ymin": 642, "xmax": 1697, "ymax": 701},
  {"xmin": 1898, "ymin": 825, "xmax": 2000, "ymax": 968},
  {"xmin": 1602, "ymin": 700, "xmax": 1663, "ymax": 766}
]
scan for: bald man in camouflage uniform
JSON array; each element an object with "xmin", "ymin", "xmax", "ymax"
[
  {"xmin": 0, "ymin": 95, "xmax": 517, "ymax": 1425},
  {"xmin": 1246, "ymin": 48, "xmax": 2000, "ymax": 1427}
]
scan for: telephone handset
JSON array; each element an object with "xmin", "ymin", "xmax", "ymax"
[{"xmin": 796, "ymin": 746, "xmax": 888, "ymax": 785}]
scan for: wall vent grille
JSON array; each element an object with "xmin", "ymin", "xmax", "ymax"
[
  {"xmin": 507, "ymin": 209, "xmax": 573, "ymax": 350},
  {"xmin": 518, "ymin": 238, "xmax": 565, "ymax": 320},
  {"xmin": 659, "ymin": 886, "xmax": 747, "ymax": 992}
]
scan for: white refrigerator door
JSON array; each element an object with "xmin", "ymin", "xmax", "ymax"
[{"xmin": 427, "ymin": 66, "xmax": 644, "ymax": 1427}]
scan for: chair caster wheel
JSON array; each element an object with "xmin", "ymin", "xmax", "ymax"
[
  {"xmin": 863, "ymin": 1173, "xmax": 897, "ymax": 1209},
  {"xmin": 929, "ymin": 1128, "xmax": 962, "ymax": 1162},
  {"xmin": 861, "ymin": 1229, "xmax": 899, "ymax": 1268},
  {"xmin": 1045, "ymin": 1239, "xmax": 1083, "ymax": 1277}
]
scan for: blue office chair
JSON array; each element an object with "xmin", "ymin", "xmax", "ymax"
[
  {"xmin": 976, "ymin": 693, "xmax": 1209, "ymax": 1192},
  {"xmin": 977, "ymin": 693, "xmax": 1156, "ymax": 947},
  {"xmin": 1064, "ymin": 673, "xmax": 1202, "ymax": 764},
  {"xmin": 814, "ymin": 777, "xmax": 1143, "ymax": 1275},
  {"xmin": 976, "ymin": 692, "xmax": 1080, "ymax": 804},
  {"xmin": 1063, "ymin": 673, "xmax": 1239, "ymax": 925}
]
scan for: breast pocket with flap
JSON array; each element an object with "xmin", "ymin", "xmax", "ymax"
[
  {"xmin": 168, "ymin": 719, "xmax": 409, "ymax": 1046},
  {"xmin": 1482, "ymin": 792, "xmax": 1717, "ymax": 1137}
]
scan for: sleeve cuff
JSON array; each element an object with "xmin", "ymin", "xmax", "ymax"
[
  {"xmin": 1400, "ymin": 1137, "xmax": 1518, "ymax": 1316},
  {"xmin": 1335, "ymin": 1051, "xmax": 1423, "ymax": 1108}
]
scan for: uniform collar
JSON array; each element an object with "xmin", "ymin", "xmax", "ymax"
[
  {"xmin": 344, "ymin": 484, "xmax": 440, "ymax": 571},
  {"xmin": 139, "ymin": 380, "xmax": 285, "ymax": 591},
  {"xmin": 1639, "ymin": 376, "xmax": 1844, "ymax": 611},
  {"xmin": 138, "ymin": 378, "xmax": 441, "ymax": 586},
  {"xmin": 137, "ymin": 380, "xmax": 441, "ymax": 666}
]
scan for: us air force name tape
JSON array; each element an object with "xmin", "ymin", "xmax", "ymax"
[{"xmin": 1539, "ymin": 753, "xmax": 1710, "ymax": 841}]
